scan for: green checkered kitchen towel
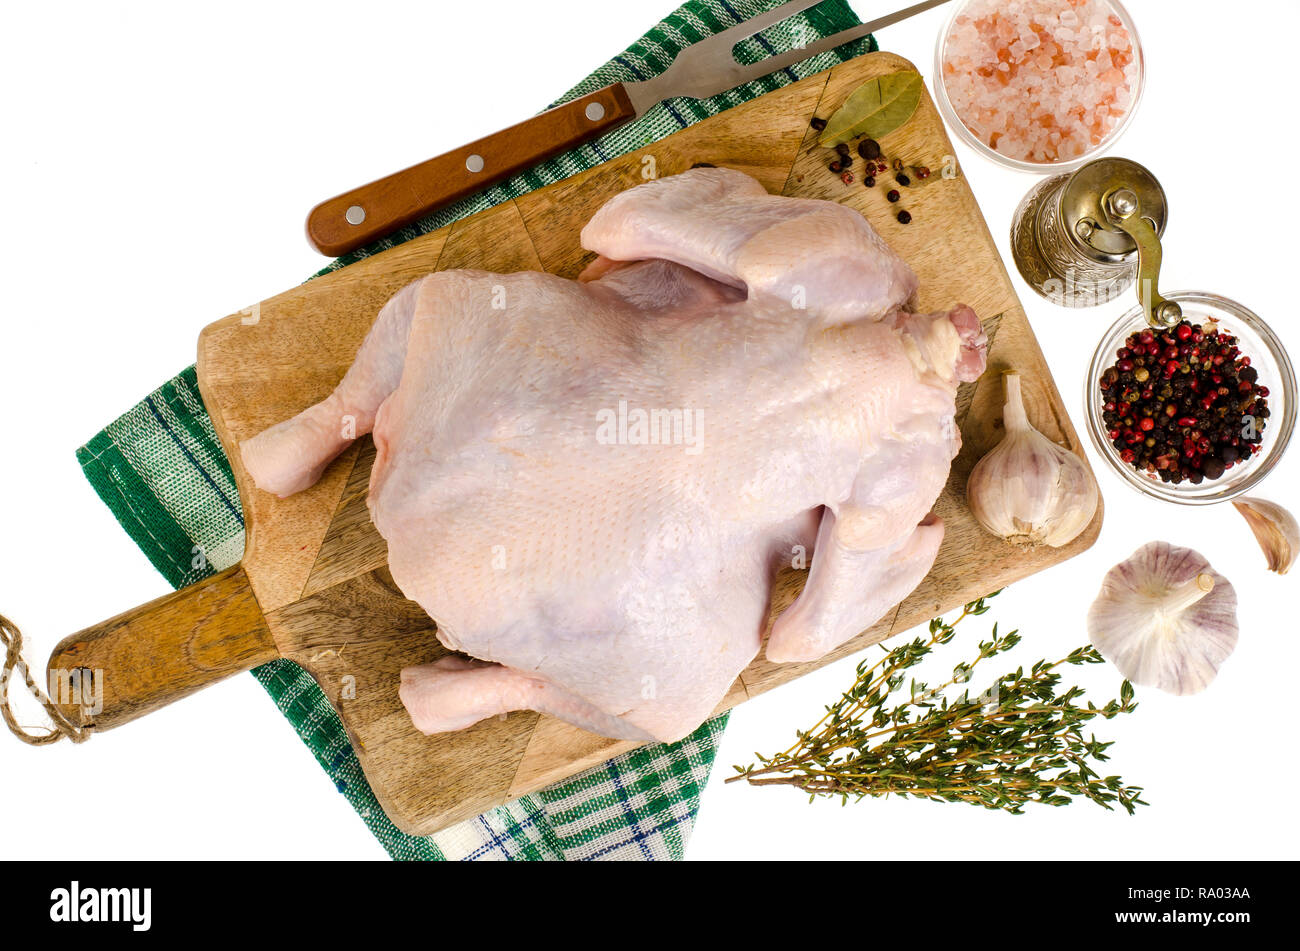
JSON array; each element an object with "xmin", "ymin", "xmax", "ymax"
[{"xmin": 76, "ymin": 0, "xmax": 877, "ymax": 860}]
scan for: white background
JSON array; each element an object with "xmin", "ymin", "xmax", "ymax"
[{"xmin": 1, "ymin": 0, "xmax": 1296, "ymax": 860}]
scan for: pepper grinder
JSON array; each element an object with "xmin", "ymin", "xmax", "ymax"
[{"xmin": 1011, "ymin": 157, "xmax": 1181, "ymax": 328}]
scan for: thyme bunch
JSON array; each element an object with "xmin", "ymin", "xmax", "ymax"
[{"xmin": 730, "ymin": 592, "xmax": 1148, "ymax": 814}]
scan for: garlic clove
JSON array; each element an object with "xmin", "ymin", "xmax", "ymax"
[
  {"xmin": 1232, "ymin": 497, "xmax": 1298, "ymax": 575},
  {"xmin": 1087, "ymin": 541, "xmax": 1238, "ymax": 696},
  {"xmin": 966, "ymin": 371, "xmax": 1099, "ymax": 548}
]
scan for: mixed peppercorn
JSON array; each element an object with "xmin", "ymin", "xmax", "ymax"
[
  {"xmin": 1100, "ymin": 319, "xmax": 1270, "ymax": 484},
  {"xmin": 811, "ymin": 119, "xmax": 928, "ymax": 226}
]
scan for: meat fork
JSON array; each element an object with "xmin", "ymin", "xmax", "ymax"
[{"xmin": 304, "ymin": 0, "xmax": 952, "ymax": 256}]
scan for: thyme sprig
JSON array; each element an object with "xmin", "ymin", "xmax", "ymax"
[{"xmin": 730, "ymin": 591, "xmax": 1148, "ymax": 814}]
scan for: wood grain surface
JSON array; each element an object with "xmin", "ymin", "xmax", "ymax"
[
  {"xmin": 46, "ymin": 566, "xmax": 278, "ymax": 731},
  {"xmin": 189, "ymin": 52, "xmax": 1102, "ymax": 835}
]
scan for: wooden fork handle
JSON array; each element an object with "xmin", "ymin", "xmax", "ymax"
[
  {"xmin": 305, "ymin": 83, "xmax": 639, "ymax": 257},
  {"xmin": 45, "ymin": 565, "xmax": 279, "ymax": 732}
]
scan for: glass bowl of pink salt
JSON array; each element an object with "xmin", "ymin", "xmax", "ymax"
[{"xmin": 934, "ymin": 0, "xmax": 1144, "ymax": 171}]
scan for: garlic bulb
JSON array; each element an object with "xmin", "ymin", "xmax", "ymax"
[
  {"xmin": 966, "ymin": 371, "xmax": 1099, "ymax": 547},
  {"xmin": 1087, "ymin": 541, "xmax": 1238, "ymax": 696},
  {"xmin": 1232, "ymin": 497, "xmax": 1298, "ymax": 574}
]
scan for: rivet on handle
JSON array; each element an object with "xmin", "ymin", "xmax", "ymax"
[
  {"xmin": 345, "ymin": 205, "xmax": 366, "ymax": 226},
  {"xmin": 584, "ymin": 101, "xmax": 606, "ymax": 121},
  {"xmin": 465, "ymin": 154, "xmax": 485, "ymax": 173}
]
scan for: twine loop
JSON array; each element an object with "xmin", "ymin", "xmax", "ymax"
[{"xmin": 1, "ymin": 613, "xmax": 93, "ymax": 745}]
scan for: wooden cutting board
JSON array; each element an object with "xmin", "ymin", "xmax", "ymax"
[{"xmin": 48, "ymin": 52, "xmax": 1101, "ymax": 835}]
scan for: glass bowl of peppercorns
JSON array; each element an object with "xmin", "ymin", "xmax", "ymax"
[{"xmin": 1086, "ymin": 292, "xmax": 1296, "ymax": 504}]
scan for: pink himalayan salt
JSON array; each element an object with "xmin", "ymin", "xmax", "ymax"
[{"xmin": 942, "ymin": 0, "xmax": 1139, "ymax": 164}]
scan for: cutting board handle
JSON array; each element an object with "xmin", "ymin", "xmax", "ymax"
[
  {"xmin": 45, "ymin": 565, "xmax": 279, "ymax": 732},
  {"xmin": 304, "ymin": 82, "xmax": 638, "ymax": 257}
]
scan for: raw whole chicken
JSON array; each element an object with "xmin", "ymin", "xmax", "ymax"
[{"xmin": 241, "ymin": 168, "xmax": 987, "ymax": 743}]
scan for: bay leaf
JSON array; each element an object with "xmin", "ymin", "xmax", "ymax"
[{"xmin": 817, "ymin": 70, "xmax": 922, "ymax": 147}]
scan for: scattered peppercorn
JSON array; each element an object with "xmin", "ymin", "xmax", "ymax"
[
  {"xmin": 1099, "ymin": 319, "xmax": 1269, "ymax": 485},
  {"xmin": 914, "ymin": 166, "xmax": 931, "ymax": 179},
  {"xmin": 864, "ymin": 175, "xmax": 876, "ymax": 188},
  {"xmin": 887, "ymin": 189, "xmax": 901, "ymax": 203},
  {"xmin": 896, "ymin": 173, "xmax": 911, "ymax": 187},
  {"xmin": 810, "ymin": 116, "xmax": 827, "ymax": 131},
  {"xmin": 829, "ymin": 160, "xmax": 843, "ymax": 173},
  {"xmin": 859, "ymin": 138, "xmax": 881, "ymax": 160},
  {"xmin": 891, "ymin": 157, "xmax": 904, "ymax": 173},
  {"xmin": 897, "ymin": 210, "xmax": 912, "ymax": 224},
  {"xmin": 840, "ymin": 171, "xmax": 854, "ymax": 185}
]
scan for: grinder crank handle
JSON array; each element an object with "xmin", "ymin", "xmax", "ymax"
[
  {"xmin": 1102, "ymin": 185, "xmax": 1182, "ymax": 330},
  {"xmin": 45, "ymin": 565, "xmax": 279, "ymax": 732},
  {"xmin": 305, "ymin": 83, "xmax": 638, "ymax": 257}
]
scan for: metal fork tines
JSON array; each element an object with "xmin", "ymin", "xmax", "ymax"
[{"xmin": 623, "ymin": 0, "xmax": 951, "ymax": 113}]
